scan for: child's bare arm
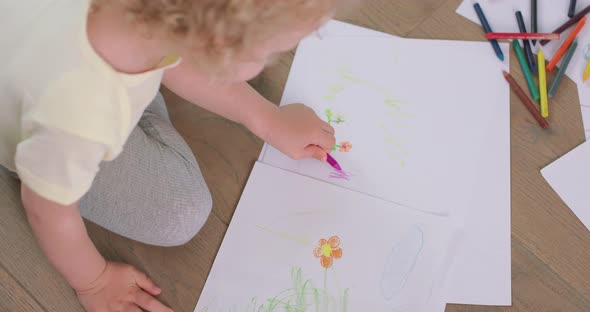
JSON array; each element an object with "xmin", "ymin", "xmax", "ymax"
[
  {"xmin": 162, "ymin": 64, "xmax": 278, "ymax": 137},
  {"xmin": 21, "ymin": 184, "xmax": 106, "ymax": 290},
  {"xmin": 21, "ymin": 184, "xmax": 171, "ymax": 312},
  {"xmin": 162, "ymin": 63, "xmax": 336, "ymax": 160}
]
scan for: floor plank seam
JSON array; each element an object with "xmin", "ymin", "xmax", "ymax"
[
  {"xmin": 402, "ymin": 0, "xmax": 457, "ymax": 38},
  {"xmin": 211, "ymin": 211, "xmax": 229, "ymax": 227},
  {"xmin": 513, "ymin": 235, "xmax": 590, "ymax": 307},
  {"xmin": 0, "ymin": 261, "xmax": 49, "ymax": 312}
]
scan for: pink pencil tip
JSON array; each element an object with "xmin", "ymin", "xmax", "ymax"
[{"xmin": 326, "ymin": 154, "xmax": 343, "ymax": 171}]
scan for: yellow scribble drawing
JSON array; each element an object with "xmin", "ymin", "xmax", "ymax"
[{"xmin": 323, "ymin": 67, "xmax": 414, "ymax": 168}]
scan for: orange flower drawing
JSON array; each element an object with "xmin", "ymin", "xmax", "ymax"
[
  {"xmin": 313, "ymin": 236, "xmax": 343, "ymax": 269},
  {"xmin": 338, "ymin": 142, "xmax": 352, "ymax": 152}
]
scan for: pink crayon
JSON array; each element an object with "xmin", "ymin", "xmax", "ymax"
[{"xmin": 326, "ymin": 154, "xmax": 342, "ymax": 171}]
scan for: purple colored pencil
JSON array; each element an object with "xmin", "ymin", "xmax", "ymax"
[{"xmin": 326, "ymin": 154, "xmax": 342, "ymax": 171}]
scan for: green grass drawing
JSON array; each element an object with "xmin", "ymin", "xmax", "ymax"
[{"xmin": 199, "ymin": 267, "xmax": 350, "ymax": 312}]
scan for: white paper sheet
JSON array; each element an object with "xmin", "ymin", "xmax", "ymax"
[
  {"xmin": 259, "ymin": 21, "xmax": 512, "ymax": 305},
  {"xmin": 456, "ymin": 0, "xmax": 590, "ymax": 138},
  {"xmin": 195, "ymin": 162, "xmax": 459, "ymax": 312},
  {"xmin": 542, "ymin": 141, "xmax": 590, "ymax": 231},
  {"xmin": 315, "ymin": 20, "xmax": 394, "ymax": 38}
]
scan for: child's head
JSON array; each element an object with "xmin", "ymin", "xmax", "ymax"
[{"xmin": 93, "ymin": 0, "xmax": 345, "ymax": 81}]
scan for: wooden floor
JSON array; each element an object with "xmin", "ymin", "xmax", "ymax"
[{"xmin": 2, "ymin": 0, "xmax": 590, "ymax": 311}]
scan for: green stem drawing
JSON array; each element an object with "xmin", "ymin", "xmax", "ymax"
[
  {"xmin": 323, "ymin": 269, "xmax": 329, "ymax": 312},
  {"xmin": 325, "ymin": 109, "xmax": 345, "ymax": 125},
  {"xmin": 342, "ymin": 289, "xmax": 349, "ymax": 312},
  {"xmin": 324, "ymin": 269, "xmax": 328, "ymax": 291}
]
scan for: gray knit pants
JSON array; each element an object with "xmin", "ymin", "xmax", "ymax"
[{"xmin": 78, "ymin": 93, "xmax": 212, "ymax": 247}]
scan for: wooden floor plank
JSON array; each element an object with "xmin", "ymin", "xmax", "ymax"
[
  {"xmin": 0, "ymin": 169, "xmax": 82, "ymax": 311},
  {"xmin": 338, "ymin": 0, "xmax": 448, "ymax": 37},
  {"xmin": 0, "ymin": 265, "xmax": 45, "ymax": 312}
]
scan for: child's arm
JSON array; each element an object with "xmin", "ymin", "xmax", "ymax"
[
  {"xmin": 162, "ymin": 63, "xmax": 336, "ymax": 160},
  {"xmin": 21, "ymin": 184, "xmax": 107, "ymax": 290},
  {"xmin": 21, "ymin": 184, "xmax": 171, "ymax": 312}
]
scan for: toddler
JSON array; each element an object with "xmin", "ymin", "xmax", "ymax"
[{"xmin": 0, "ymin": 0, "xmax": 342, "ymax": 311}]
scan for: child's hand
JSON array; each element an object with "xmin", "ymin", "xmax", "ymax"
[
  {"xmin": 262, "ymin": 104, "xmax": 336, "ymax": 161},
  {"xmin": 77, "ymin": 262, "xmax": 172, "ymax": 312}
]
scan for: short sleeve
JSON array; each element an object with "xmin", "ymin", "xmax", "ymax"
[
  {"xmin": 23, "ymin": 68, "xmax": 130, "ymax": 161},
  {"xmin": 15, "ymin": 127, "xmax": 106, "ymax": 205}
]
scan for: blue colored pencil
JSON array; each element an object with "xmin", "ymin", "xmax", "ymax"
[
  {"xmin": 532, "ymin": 0, "xmax": 538, "ymax": 45},
  {"xmin": 569, "ymin": 0, "xmax": 577, "ymax": 18},
  {"xmin": 549, "ymin": 38, "xmax": 578, "ymax": 97},
  {"xmin": 474, "ymin": 2, "xmax": 505, "ymax": 61},
  {"xmin": 516, "ymin": 11, "xmax": 537, "ymax": 74}
]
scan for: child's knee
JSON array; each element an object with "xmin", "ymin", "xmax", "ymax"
[
  {"xmin": 177, "ymin": 190, "xmax": 212, "ymax": 246},
  {"xmin": 160, "ymin": 185, "xmax": 212, "ymax": 247}
]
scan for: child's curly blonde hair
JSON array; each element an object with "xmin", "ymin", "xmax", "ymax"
[{"xmin": 92, "ymin": 0, "xmax": 343, "ymax": 73}]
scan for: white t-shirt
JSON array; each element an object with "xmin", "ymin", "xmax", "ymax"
[{"xmin": 0, "ymin": 0, "xmax": 180, "ymax": 205}]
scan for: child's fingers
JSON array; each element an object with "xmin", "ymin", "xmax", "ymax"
[
  {"xmin": 303, "ymin": 145, "xmax": 328, "ymax": 161},
  {"xmin": 125, "ymin": 305, "xmax": 142, "ymax": 312},
  {"xmin": 313, "ymin": 129, "xmax": 336, "ymax": 152},
  {"xmin": 134, "ymin": 270, "xmax": 161, "ymax": 295},
  {"xmin": 320, "ymin": 121, "xmax": 335, "ymax": 135},
  {"xmin": 133, "ymin": 289, "xmax": 173, "ymax": 312}
]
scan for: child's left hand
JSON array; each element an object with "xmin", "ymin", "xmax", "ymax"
[{"xmin": 260, "ymin": 103, "xmax": 335, "ymax": 161}]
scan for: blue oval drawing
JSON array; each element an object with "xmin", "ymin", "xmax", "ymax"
[{"xmin": 381, "ymin": 225, "xmax": 424, "ymax": 300}]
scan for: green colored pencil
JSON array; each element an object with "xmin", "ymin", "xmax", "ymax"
[
  {"xmin": 512, "ymin": 40, "xmax": 540, "ymax": 101},
  {"xmin": 549, "ymin": 38, "xmax": 578, "ymax": 97}
]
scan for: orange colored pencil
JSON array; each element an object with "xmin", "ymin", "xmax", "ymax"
[{"xmin": 547, "ymin": 16, "xmax": 587, "ymax": 72}]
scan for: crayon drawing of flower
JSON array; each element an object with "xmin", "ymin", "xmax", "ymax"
[
  {"xmin": 339, "ymin": 142, "xmax": 352, "ymax": 152},
  {"xmin": 332, "ymin": 141, "xmax": 352, "ymax": 152},
  {"xmin": 313, "ymin": 236, "xmax": 343, "ymax": 269}
]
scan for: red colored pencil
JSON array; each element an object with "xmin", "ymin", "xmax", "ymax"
[
  {"xmin": 502, "ymin": 71, "xmax": 549, "ymax": 129},
  {"xmin": 547, "ymin": 16, "xmax": 587, "ymax": 72},
  {"xmin": 486, "ymin": 32, "xmax": 560, "ymax": 40},
  {"xmin": 541, "ymin": 5, "xmax": 590, "ymax": 45}
]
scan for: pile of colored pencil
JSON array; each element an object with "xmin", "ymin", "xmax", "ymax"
[{"xmin": 474, "ymin": 1, "xmax": 590, "ymax": 130}]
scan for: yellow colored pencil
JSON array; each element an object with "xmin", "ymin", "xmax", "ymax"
[
  {"xmin": 584, "ymin": 57, "xmax": 590, "ymax": 82},
  {"xmin": 538, "ymin": 49, "xmax": 549, "ymax": 118}
]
